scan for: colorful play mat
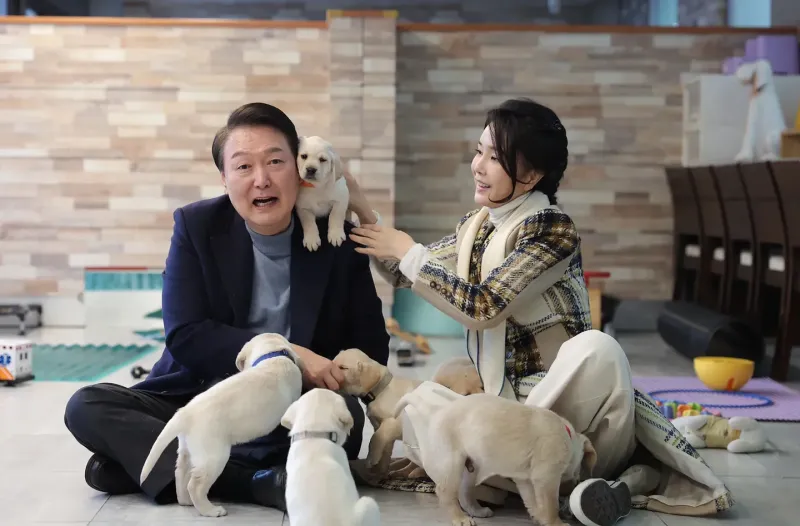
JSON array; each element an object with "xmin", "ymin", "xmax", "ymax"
[{"xmin": 634, "ymin": 376, "xmax": 800, "ymax": 422}]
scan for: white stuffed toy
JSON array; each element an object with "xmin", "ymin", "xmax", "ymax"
[
  {"xmin": 734, "ymin": 59, "xmax": 787, "ymax": 162},
  {"xmin": 673, "ymin": 415, "xmax": 766, "ymax": 454}
]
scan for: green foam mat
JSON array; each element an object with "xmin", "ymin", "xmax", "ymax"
[
  {"xmin": 144, "ymin": 308, "xmax": 163, "ymax": 319},
  {"xmin": 31, "ymin": 343, "xmax": 158, "ymax": 382}
]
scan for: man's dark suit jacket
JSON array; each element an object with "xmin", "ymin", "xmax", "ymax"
[{"xmin": 133, "ymin": 195, "xmax": 389, "ymax": 396}]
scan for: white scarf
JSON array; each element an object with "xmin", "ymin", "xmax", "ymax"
[{"xmin": 455, "ymin": 191, "xmax": 556, "ymax": 399}]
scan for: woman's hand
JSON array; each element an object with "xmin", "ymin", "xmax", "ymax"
[
  {"xmin": 291, "ymin": 344, "xmax": 345, "ymax": 390},
  {"xmin": 350, "ymin": 224, "xmax": 416, "ymax": 260},
  {"xmin": 343, "ymin": 170, "xmax": 377, "ymax": 225}
]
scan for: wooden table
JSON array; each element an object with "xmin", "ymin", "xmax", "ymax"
[
  {"xmin": 781, "ymin": 129, "xmax": 800, "ymax": 158},
  {"xmin": 584, "ymin": 271, "xmax": 610, "ymax": 330}
]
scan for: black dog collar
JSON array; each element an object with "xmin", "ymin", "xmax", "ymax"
[{"xmin": 360, "ymin": 371, "xmax": 393, "ymax": 404}]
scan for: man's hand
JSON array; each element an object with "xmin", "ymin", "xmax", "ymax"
[{"xmin": 291, "ymin": 344, "xmax": 345, "ymax": 390}]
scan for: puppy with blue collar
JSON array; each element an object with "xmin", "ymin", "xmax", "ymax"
[
  {"xmin": 281, "ymin": 388, "xmax": 381, "ymax": 526},
  {"xmin": 140, "ymin": 333, "xmax": 303, "ymax": 518}
]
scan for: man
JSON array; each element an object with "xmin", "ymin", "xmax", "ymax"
[{"xmin": 63, "ymin": 102, "xmax": 389, "ymax": 511}]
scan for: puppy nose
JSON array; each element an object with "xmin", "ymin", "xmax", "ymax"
[{"xmin": 305, "ymin": 166, "xmax": 317, "ymax": 176}]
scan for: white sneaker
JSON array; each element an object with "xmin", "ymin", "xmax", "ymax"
[{"xmin": 569, "ymin": 479, "xmax": 632, "ymax": 526}]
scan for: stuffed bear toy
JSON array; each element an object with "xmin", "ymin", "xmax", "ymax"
[{"xmin": 672, "ymin": 415, "xmax": 766, "ymax": 454}]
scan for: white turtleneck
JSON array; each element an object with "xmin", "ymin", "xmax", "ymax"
[{"xmin": 398, "ymin": 192, "xmax": 534, "ymax": 282}]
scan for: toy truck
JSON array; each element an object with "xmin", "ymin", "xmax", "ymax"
[{"xmin": 0, "ymin": 339, "xmax": 35, "ymax": 386}]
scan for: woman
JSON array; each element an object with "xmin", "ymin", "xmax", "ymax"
[{"xmin": 347, "ymin": 98, "xmax": 732, "ymax": 525}]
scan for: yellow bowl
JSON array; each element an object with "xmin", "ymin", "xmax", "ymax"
[{"xmin": 693, "ymin": 357, "xmax": 754, "ymax": 391}]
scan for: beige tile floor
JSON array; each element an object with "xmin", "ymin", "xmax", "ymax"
[{"xmin": 1, "ymin": 326, "xmax": 799, "ymax": 525}]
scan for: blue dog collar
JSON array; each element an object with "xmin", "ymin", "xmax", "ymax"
[{"xmin": 251, "ymin": 349, "xmax": 292, "ymax": 368}]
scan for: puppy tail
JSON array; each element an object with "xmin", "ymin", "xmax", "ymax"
[
  {"xmin": 393, "ymin": 392, "xmax": 414, "ymax": 420},
  {"xmin": 353, "ymin": 495, "xmax": 381, "ymax": 525},
  {"xmin": 140, "ymin": 410, "xmax": 184, "ymax": 485}
]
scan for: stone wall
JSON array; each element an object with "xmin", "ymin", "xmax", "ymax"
[
  {"xmin": 0, "ymin": 14, "xmax": 771, "ymax": 307},
  {"xmin": 0, "ymin": 14, "xmax": 396, "ymax": 304},
  {"xmin": 678, "ymin": 0, "xmax": 727, "ymax": 26},
  {"xmin": 395, "ymin": 29, "xmax": 752, "ymax": 299}
]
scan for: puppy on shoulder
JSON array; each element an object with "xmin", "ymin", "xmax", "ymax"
[
  {"xmin": 295, "ymin": 135, "xmax": 349, "ymax": 251},
  {"xmin": 282, "ymin": 388, "xmax": 381, "ymax": 526},
  {"xmin": 139, "ymin": 333, "xmax": 303, "ymax": 518}
]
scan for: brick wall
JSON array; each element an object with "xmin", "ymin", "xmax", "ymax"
[
  {"xmin": 678, "ymin": 0, "xmax": 727, "ymax": 26},
  {"xmin": 395, "ymin": 30, "xmax": 751, "ymax": 299},
  {"xmin": 0, "ymin": 15, "xmax": 396, "ymax": 303},
  {"xmin": 0, "ymin": 15, "xmax": 762, "ymax": 305}
]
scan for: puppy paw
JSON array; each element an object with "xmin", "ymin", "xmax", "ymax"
[
  {"xmin": 328, "ymin": 227, "xmax": 346, "ymax": 247},
  {"xmin": 198, "ymin": 505, "xmax": 227, "ymax": 517},
  {"xmin": 466, "ymin": 505, "xmax": 493, "ymax": 518},
  {"xmin": 452, "ymin": 517, "xmax": 476, "ymax": 526},
  {"xmin": 303, "ymin": 232, "xmax": 322, "ymax": 251},
  {"xmin": 177, "ymin": 494, "xmax": 192, "ymax": 506}
]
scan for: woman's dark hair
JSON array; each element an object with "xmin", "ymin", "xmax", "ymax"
[
  {"xmin": 212, "ymin": 102, "xmax": 299, "ymax": 171},
  {"xmin": 484, "ymin": 98, "xmax": 568, "ymax": 205}
]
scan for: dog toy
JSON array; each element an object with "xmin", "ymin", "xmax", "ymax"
[
  {"xmin": 386, "ymin": 318, "xmax": 431, "ymax": 355},
  {"xmin": 653, "ymin": 399, "xmax": 721, "ymax": 420},
  {"xmin": 672, "ymin": 415, "xmax": 766, "ymax": 453}
]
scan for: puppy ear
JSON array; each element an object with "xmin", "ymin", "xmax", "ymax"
[
  {"xmin": 332, "ymin": 149, "xmax": 345, "ymax": 181},
  {"xmin": 336, "ymin": 399, "xmax": 355, "ymax": 434},
  {"xmin": 288, "ymin": 347, "xmax": 304, "ymax": 375},
  {"xmin": 581, "ymin": 436, "xmax": 598, "ymax": 478},
  {"xmin": 281, "ymin": 400, "xmax": 299, "ymax": 431},
  {"xmin": 235, "ymin": 342, "xmax": 251, "ymax": 372}
]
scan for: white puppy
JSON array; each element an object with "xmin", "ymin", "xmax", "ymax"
[
  {"xmin": 398, "ymin": 393, "xmax": 596, "ymax": 526},
  {"xmin": 139, "ymin": 333, "xmax": 303, "ymax": 517},
  {"xmin": 281, "ymin": 388, "xmax": 381, "ymax": 526},
  {"xmin": 735, "ymin": 59, "xmax": 787, "ymax": 162},
  {"xmin": 295, "ymin": 135, "xmax": 350, "ymax": 251}
]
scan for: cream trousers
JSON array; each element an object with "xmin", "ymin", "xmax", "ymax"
[{"xmin": 398, "ymin": 329, "xmax": 638, "ymax": 488}]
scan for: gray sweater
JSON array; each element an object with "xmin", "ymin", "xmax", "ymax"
[{"xmin": 245, "ymin": 217, "xmax": 293, "ymax": 339}]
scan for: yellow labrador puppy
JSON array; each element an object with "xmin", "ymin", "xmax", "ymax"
[
  {"xmin": 295, "ymin": 135, "xmax": 349, "ymax": 251},
  {"xmin": 432, "ymin": 357, "xmax": 484, "ymax": 396},
  {"xmin": 398, "ymin": 393, "xmax": 597, "ymax": 526},
  {"xmin": 334, "ymin": 348, "xmax": 421, "ymax": 477},
  {"xmin": 140, "ymin": 333, "xmax": 303, "ymax": 517},
  {"xmin": 281, "ymin": 388, "xmax": 381, "ymax": 526},
  {"xmin": 388, "ymin": 357, "xmax": 484, "ymax": 479}
]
